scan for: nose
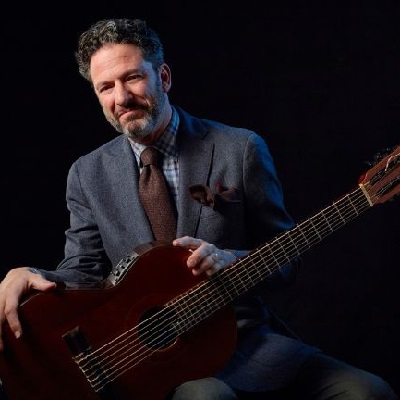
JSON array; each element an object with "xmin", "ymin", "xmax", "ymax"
[{"xmin": 114, "ymin": 81, "xmax": 131, "ymax": 106}]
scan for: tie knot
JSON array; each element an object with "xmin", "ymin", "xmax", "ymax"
[{"xmin": 140, "ymin": 146, "xmax": 158, "ymax": 167}]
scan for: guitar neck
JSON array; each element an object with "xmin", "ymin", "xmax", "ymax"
[{"xmin": 170, "ymin": 185, "xmax": 371, "ymax": 334}]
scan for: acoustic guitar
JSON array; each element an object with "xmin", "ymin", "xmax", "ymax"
[{"xmin": 0, "ymin": 145, "xmax": 399, "ymax": 399}]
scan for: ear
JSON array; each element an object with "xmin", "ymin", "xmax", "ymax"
[{"xmin": 160, "ymin": 63, "xmax": 172, "ymax": 92}]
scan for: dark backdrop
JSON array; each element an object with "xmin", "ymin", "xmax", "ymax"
[{"xmin": 2, "ymin": 2, "xmax": 400, "ymax": 395}]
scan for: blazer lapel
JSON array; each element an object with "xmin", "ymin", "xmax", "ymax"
[
  {"xmin": 109, "ymin": 137, "xmax": 154, "ymax": 244},
  {"xmin": 176, "ymin": 126, "xmax": 213, "ymax": 238}
]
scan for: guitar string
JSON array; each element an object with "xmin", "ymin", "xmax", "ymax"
[{"xmin": 76, "ymin": 183, "xmax": 383, "ymax": 391}]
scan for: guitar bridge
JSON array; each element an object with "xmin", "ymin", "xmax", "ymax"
[{"xmin": 63, "ymin": 327, "xmax": 109, "ymax": 393}]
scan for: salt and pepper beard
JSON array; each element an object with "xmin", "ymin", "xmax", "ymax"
[{"xmin": 104, "ymin": 76, "xmax": 167, "ymax": 142}]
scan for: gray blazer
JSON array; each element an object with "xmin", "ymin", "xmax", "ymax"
[{"xmin": 41, "ymin": 106, "xmax": 319, "ymax": 391}]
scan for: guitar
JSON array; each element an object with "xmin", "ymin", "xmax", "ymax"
[{"xmin": 0, "ymin": 145, "xmax": 399, "ymax": 400}]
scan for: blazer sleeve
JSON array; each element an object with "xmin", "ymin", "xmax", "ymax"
[{"xmin": 39, "ymin": 160, "xmax": 112, "ymax": 284}]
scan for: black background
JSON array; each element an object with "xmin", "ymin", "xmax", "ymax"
[{"xmin": 2, "ymin": 2, "xmax": 400, "ymax": 395}]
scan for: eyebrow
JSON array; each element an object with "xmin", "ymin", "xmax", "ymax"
[{"xmin": 94, "ymin": 68, "xmax": 146, "ymax": 91}]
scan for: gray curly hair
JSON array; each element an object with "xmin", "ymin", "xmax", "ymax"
[{"xmin": 75, "ymin": 18, "xmax": 165, "ymax": 82}]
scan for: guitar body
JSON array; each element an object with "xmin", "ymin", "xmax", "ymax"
[{"xmin": 0, "ymin": 244, "xmax": 237, "ymax": 400}]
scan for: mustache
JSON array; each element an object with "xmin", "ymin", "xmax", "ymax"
[{"xmin": 116, "ymin": 102, "xmax": 148, "ymax": 117}]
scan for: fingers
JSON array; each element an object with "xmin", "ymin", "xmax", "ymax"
[
  {"xmin": 173, "ymin": 236, "xmax": 204, "ymax": 250},
  {"xmin": 174, "ymin": 236, "xmax": 235, "ymax": 277},
  {"xmin": 0, "ymin": 268, "xmax": 56, "ymax": 351},
  {"xmin": 2, "ymin": 291, "xmax": 22, "ymax": 341}
]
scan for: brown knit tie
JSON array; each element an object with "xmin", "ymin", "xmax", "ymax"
[{"xmin": 139, "ymin": 147, "xmax": 177, "ymax": 242}]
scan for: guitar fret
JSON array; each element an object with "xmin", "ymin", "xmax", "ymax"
[
  {"xmin": 285, "ymin": 231, "xmax": 301, "ymax": 257},
  {"xmin": 274, "ymin": 239, "xmax": 293, "ymax": 263},
  {"xmin": 308, "ymin": 217, "xmax": 323, "ymax": 241},
  {"xmin": 347, "ymin": 193, "xmax": 361, "ymax": 215},
  {"xmin": 289, "ymin": 228, "xmax": 311, "ymax": 255},
  {"xmin": 333, "ymin": 201, "xmax": 347, "ymax": 224},
  {"xmin": 251, "ymin": 253, "xmax": 266, "ymax": 280},
  {"xmin": 321, "ymin": 210, "xmax": 334, "ymax": 231}
]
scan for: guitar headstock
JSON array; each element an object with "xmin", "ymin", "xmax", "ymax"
[{"xmin": 358, "ymin": 145, "xmax": 400, "ymax": 205}]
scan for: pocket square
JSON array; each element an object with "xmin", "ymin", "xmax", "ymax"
[{"xmin": 189, "ymin": 182, "xmax": 240, "ymax": 211}]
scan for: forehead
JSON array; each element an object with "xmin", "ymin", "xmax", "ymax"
[{"xmin": 90, "ymin": 43, "xmax": 151, "ymax": 82}]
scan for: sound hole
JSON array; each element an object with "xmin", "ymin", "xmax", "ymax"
[{"xmin": 138, "ymin": 306, "xmax": 177, "ymax": 349}]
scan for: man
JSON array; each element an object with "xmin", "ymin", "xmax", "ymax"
[{"xmin": 0, "ymin": 18, "xmax": 397, "ymax": 399}]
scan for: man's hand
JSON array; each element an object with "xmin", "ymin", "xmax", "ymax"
[
  {"xmin": 173, "ymin": 236, "xmax": 238, "ymax": 277},
  {"xmin": 0, "ymin": 267, "xmax": 57, "ymax": 351}
]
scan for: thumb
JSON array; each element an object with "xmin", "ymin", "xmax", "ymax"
[{"xmin": 29, "ymin": 271, "xmax": 57, "ymax": 292}]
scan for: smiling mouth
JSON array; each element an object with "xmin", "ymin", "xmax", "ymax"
[{"xmin": 119, "ymin": 108, "xmax": 146, "ymax": 120}]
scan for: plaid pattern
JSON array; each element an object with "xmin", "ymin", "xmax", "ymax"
[{"xmin": 130, "ymin": 107, "xmax": 180, "ymax": 208}]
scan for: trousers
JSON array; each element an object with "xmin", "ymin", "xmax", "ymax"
[{"xmin": 169, "ymin": 353, "xmax": 398, "ymax": 400}]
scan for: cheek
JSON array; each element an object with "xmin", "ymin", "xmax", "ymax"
[
  {"xmin": 100, "ymin": 97, "xmax": 115, "ymax": 113},
  {"xmin": 99, "ymin": 102, "xmax": 115, "ymax": 122}
]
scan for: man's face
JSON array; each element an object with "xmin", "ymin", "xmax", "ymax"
[{"xmin": 90, "ymin": 43, "xmax": 171, "ymax": 144}]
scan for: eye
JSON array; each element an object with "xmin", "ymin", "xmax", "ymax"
[
  {"xmin": 127, "ymin": 73, "xmax": 143, "ymax": 82},
  {"xmin": 98, "ymin": 84, "xmax": 113, "ymax": 94}
]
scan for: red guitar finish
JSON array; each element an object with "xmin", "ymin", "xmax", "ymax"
[
  {"xmin": 0, "ymin": 145, "xmax": 399, "ymax": 399},
  {"xmin": 0, "ymin": 244, "xmax": 237, "ymax": 400}
]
